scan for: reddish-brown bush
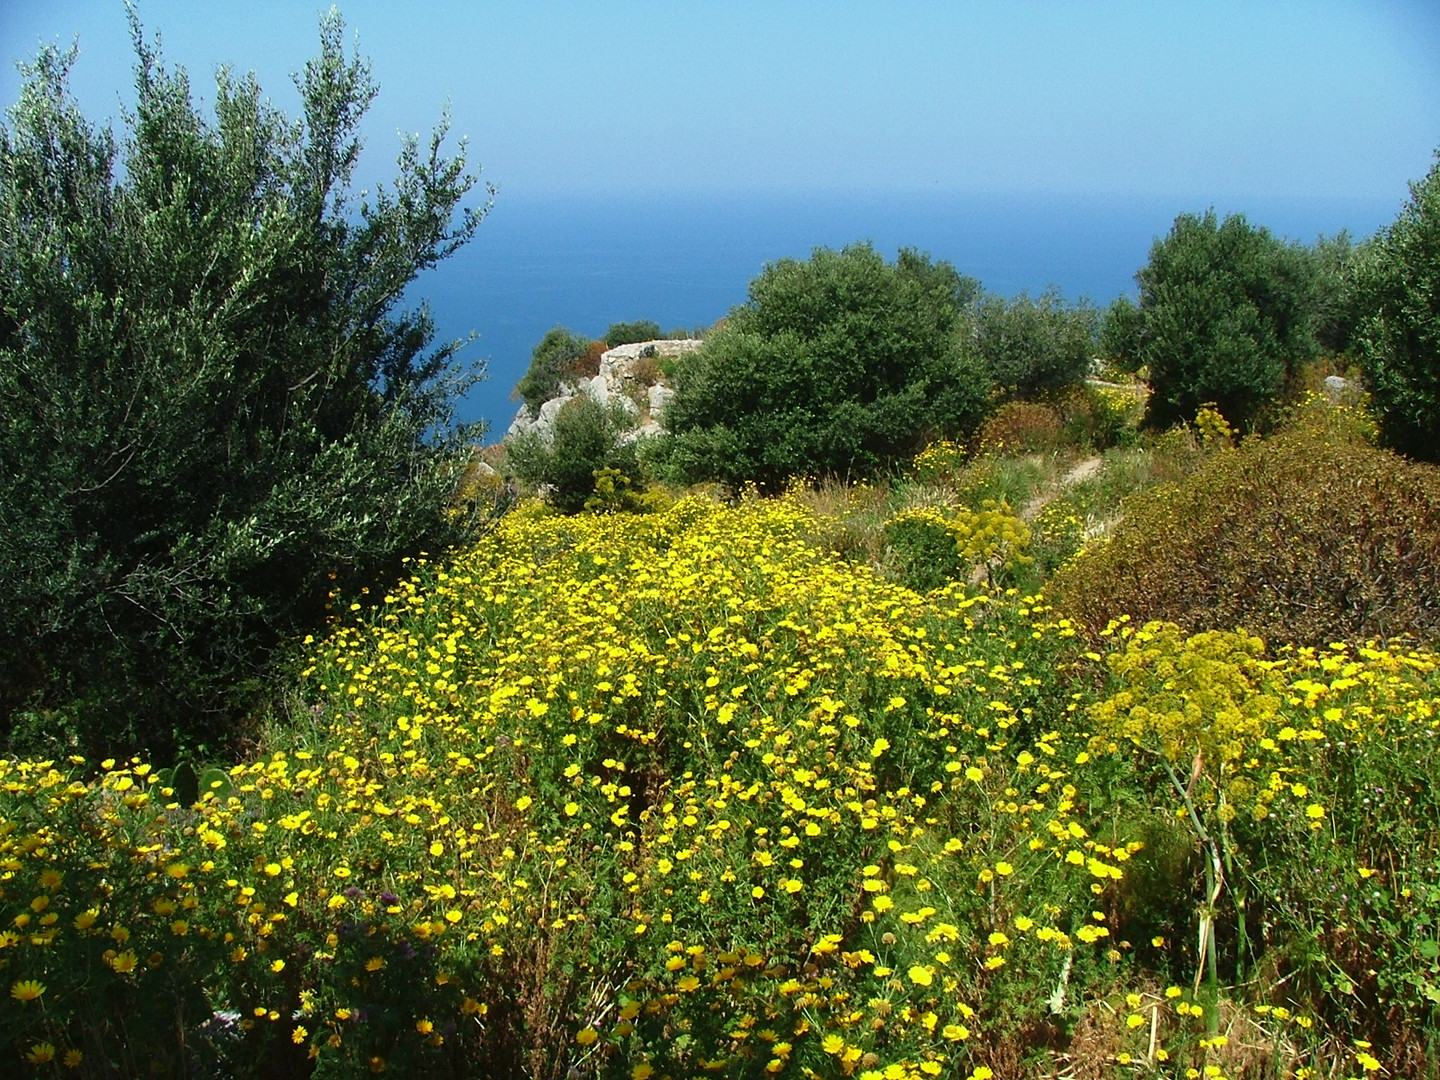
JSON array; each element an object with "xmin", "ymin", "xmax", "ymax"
[{"xmin": 1049, "ymin": 410, "xmax": 1440, "ymax": 647}]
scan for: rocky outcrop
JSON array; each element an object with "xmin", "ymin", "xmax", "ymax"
[{"xmin": 506, "ymin": 339, "xmax": 700, "ymax": 444}]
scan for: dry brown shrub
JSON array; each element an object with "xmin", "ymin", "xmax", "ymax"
[
  {"xmin": 1049, "ymin": 408, "xmax": 1440, "ymax": 647},
  {"xmin": 978, "ymin": 401, "xmax": 1066, "ymax": 455},
  {"xmin": 564, "ymin": 340, "xmax": 608, "ymax": 380}
]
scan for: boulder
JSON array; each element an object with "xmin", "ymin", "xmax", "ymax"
[
  {"xmin": 648, "ymin": 383, "xmax": 675, "ymax": 418},
  {"xmin": 506, "ymin": 338, "xmax": 696, "ymax": 446}
]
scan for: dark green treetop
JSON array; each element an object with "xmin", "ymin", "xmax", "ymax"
[
  {"xmin": 1351, "ymin": 150, "xmax": 1440, "ymax": 462},
  {"xmin": 0, "ymin": 9, "xmax": 492, "ymax": 755},
  {"xmin": 663, "ymin": 243, "xmax": 990, "ymax": 489},
  {"xmin": 1137, "ymin": 210, "xmax": 1318, "ymax": 430}
]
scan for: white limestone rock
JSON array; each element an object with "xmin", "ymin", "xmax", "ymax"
[{"xmin": 505, "ymin": 338, "xmax": 696, "ymax": 446}]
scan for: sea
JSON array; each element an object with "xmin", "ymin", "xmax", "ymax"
[{"xmin": 414, "ymin": 189, "xmax": 1402, "ymax": 439}]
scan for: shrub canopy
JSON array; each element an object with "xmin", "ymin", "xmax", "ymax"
[
  {"xmin": 514, "ymin": 326, "xmax": 591, "ymax": 410},
  {"xmin": 505, "ymin": 394, "xmax": 642, "ymax": 514},
  {"xmin": 1049, "ymin": 409, "xmax": 1440, "ymax": 648},
  {"xmin": 664, "ymin": 243, "xmax": 991, "ymax": 488},
  {"xmin": 1351, "ymin": 150, "xmax": 1440, "ymax": 463},
  {"xmin": 0, "ymin": 12, "xmax": 490, "ymax": 755},
  {"xmin": 969, "ymin": 289, "xmax": 1097, "ymax": 401},
  {"xmin": 1137, "ymin": 211, "xmax": 1318, "ymax": 430}
]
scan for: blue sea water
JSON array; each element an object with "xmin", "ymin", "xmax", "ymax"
[{"xmin": 416, "ymin": 189, "xmax": 1402, "ymax": 439}]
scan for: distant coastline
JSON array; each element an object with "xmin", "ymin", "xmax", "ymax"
[{"xmin": 420, "ymin": 188, "xmax": 1401, "ymax": 437}]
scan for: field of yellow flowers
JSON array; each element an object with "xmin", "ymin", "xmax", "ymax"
[{"xmin": 2, "ymin": 493, "xmax": 1438, "ymax": 1078}]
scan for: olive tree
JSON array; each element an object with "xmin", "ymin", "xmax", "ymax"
[
  {"xmin": 1137, "ymin": 211, "xmax": 1318, "ymax": 430},
  {"xmin": 969, "ymin": 288, "xmax": 1097, "ymax": 400},
  {"xmin": 1351, "ymin": 151, "xmax": 1440, "ymax": 462},
  {"xmin": 0, "ymin": 11, "xmax": 492, "ymax": 755}
]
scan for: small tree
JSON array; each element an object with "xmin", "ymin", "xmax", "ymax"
[
  {"xmin": 664, "ymin": 243, "xmax": 990, "ymax": 488},
  {"xmin": 969, "ymin": 289, "xmax": 1097, "ymax": 400},
  {"xmin": 515, "ymin": 326, "xmax": 591, "ymax": 410},
  {"xmin": 1351, "ymin": 150, "xmax": 1440, "ymax": 462},
  {"xmin": 1310, "ymin": 230, "xmax": 1366, "ymax": 357},
  {"xmin": 505, "ymin": 395, "xmax": 642, "ymax": 513},
  {"xmin": 0, "ymin": 11, "xmax": 491, "ymax": 755},
  {"xmin": 1137, "ymin": 211, "xmax": 1318, "ymax": 430},
  {"xmin": 1097, "ymin": 295, "xmax": 1144, "ymax": 373},
  {"xmin": 604, "ymin": 319, "xmax": 663, "ymax": 347}
]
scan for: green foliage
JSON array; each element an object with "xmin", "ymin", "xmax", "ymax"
[
  {"xmin": 7, "ymin": 499, "xmax": 1436, "ymax": 1074},
  {"xmin": 514, "ymin": 326, "xmax": 591, "ymax": 410},
  {"xmin": 1097, "ymin": 295, "xmax": 1144, "ymax": 373},
  {"xmin": 0, "ymin": 13, "xmax": 489, "ymax": 757},
  {"xmin": 1137, "ymin": 211, "xmax": 1319, "ymax": 431},
  {"xmin": 883, "ymin": 503, "xmax": 1031, "ymax": 592},
  {"xmin": 1027, "ymin": 500, "xmax": 1086, "ymax": 577},
  {"xmin": 1089, "ymin": 623, "xmax": 1440, "ymax": 1047},
  {"xmin": 1310, "ymin": 230, "xmax": 1367, "ymax": 356},
  {"xmin": 603, "ymin": 319, "xmax": 663, "ymax": 347},
  {"xmin": 1049, "ymin": 409, "xmax": 1440, "ymax": 648},
  {"xmin": 969, "ymin": 289, "xmax": 1097, "ymax": 401},
  {"xmin": 664, "ymin": 243, "xmax": 992, "ymax": 489},
  {"xmin": 583, "ymin": 466, "xmax": 672, "ymax": 515},
  {"xmin": 506, "ymin": 394, "xmax": 642, "ymax": 514},
  {"xmin": 1051, "ymin": 383, "xmax": 1146, "ymax": 451},
  {"xmin": 1351, "ymin": 149, "xmax": 1440, "ymax": 463}
]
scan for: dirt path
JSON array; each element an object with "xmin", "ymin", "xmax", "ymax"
[
  {"xmin": 1062, "ymin": 456, "xmax": 1102, "ymax": 486},
  {"xmin": 1020, "ymin": 455, "xmax": 1102, "ymax": 521}
]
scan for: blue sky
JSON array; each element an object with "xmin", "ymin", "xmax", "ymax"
[
  {"xmin": 3, "ymin": 1, "xmax": 1438, "ymax": 202},
  {"xmin": 4, "ymin": 2, "xmax": 1438, "ymax": 434}
]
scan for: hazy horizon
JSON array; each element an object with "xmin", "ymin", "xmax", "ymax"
[{"xmin": 3, "ymin": 2, "xmax": 1435, "ymax": 433}]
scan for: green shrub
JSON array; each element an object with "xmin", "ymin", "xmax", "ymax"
[
  {"xmin": 1137, "ymin": 211, "xmax": 1319, "ymax": 432},
  {"xmin": 664, "ymin": 244, "xmax": 991, "ymax": 488},
  {"xmin": 969, "ymin": 289, "xmax": 1097, "ymax": 401},
  {"xmin": 1351, "ymin": 148, "xmax": 1440, "ymax": 463},
  {"xmin": 1051, "ymin": 383, "xmax": 1145, "ymax": 450},
  {"xmin": 1049, "ymin": 409, "xmax": 1440, "ymax": 647},
  {"xmin": 1097, "ymin": 294, "xmax": 1144, "ymax": 373},
  {"xmin": 505, "ymin": 395, "xmax": 642, "ymax": 514},
  {"xmin": 883, "ymin": 503, "xmax": 1031, "ymax": 592},
  {"xmin": 951, "ymin": 454, "xmax": 1050, "ymax": 511},
  {"xmin": 515, "ymin": 327, "xmax": 591, "ymax": 410},
  {"xmin": 911, "ymin": 438, "xmax": 967, "ymax": 482},
  {"xmin": 603, "ymin": 319, "xmax": 663, "ymax": 347},
  {"xmin": 1028, "ymin": 500, "xmax": 1087, "ymax": 577}
]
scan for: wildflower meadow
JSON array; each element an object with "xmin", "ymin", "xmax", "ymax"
[{"xmin": 1, "ymin": 489, "xmax": 1436, "ymax": 1077}]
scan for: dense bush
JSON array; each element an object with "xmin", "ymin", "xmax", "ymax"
[
  {"xmin": 664, "ymin": 244, "xmax": 991, "ymax": 488},
  {"xmin": 1351, "ymin": 149, "xmax": 1440, "ymax": 463},
  {"xmin": 1049, "ymin": 407, "xmax": 1440, "ymax": 647},
  {"xmin": 1137, "ymin": 211, "xmax": 1319, "ymax": 431},
  {"xmin": 1309, "ymin": 230, "xmax": 1367, "ymax": 356},
  {"xmin": 975, "ymin": 400, "xmax": 1065, "ymax": 455},
  {"xmin": 505, "ymin": 394, "xmax": 643, "ymax": 513},
  {"xmin": 515, "ymin": 327, "xmax": 592, "ymax": 410},
  {"xmin": 603, "ymin": 319, "xmax": 663, "ymax": 347},
  {"xmin": 883, "ymin": 503, "xmax": 1031, "ymax": 591},
  {"xmin": 968, "ymin": 289, "xmax": 1096, "ymax": 401},
  {"xmin": 1097, "ymin": 294, "xmax": 1143, "ymax": 373},
  {"xmin": 1051, "ymin": 383, "xmax": 1146, "ymax": 450},
  {"xmin": 0, "ymin": 13, "xmax": 489, "ymax": 756}
]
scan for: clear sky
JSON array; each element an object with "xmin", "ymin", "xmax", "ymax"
[{"xmin": 3, "ymin": 0, "xmax": 1438, "ymax": 203}]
